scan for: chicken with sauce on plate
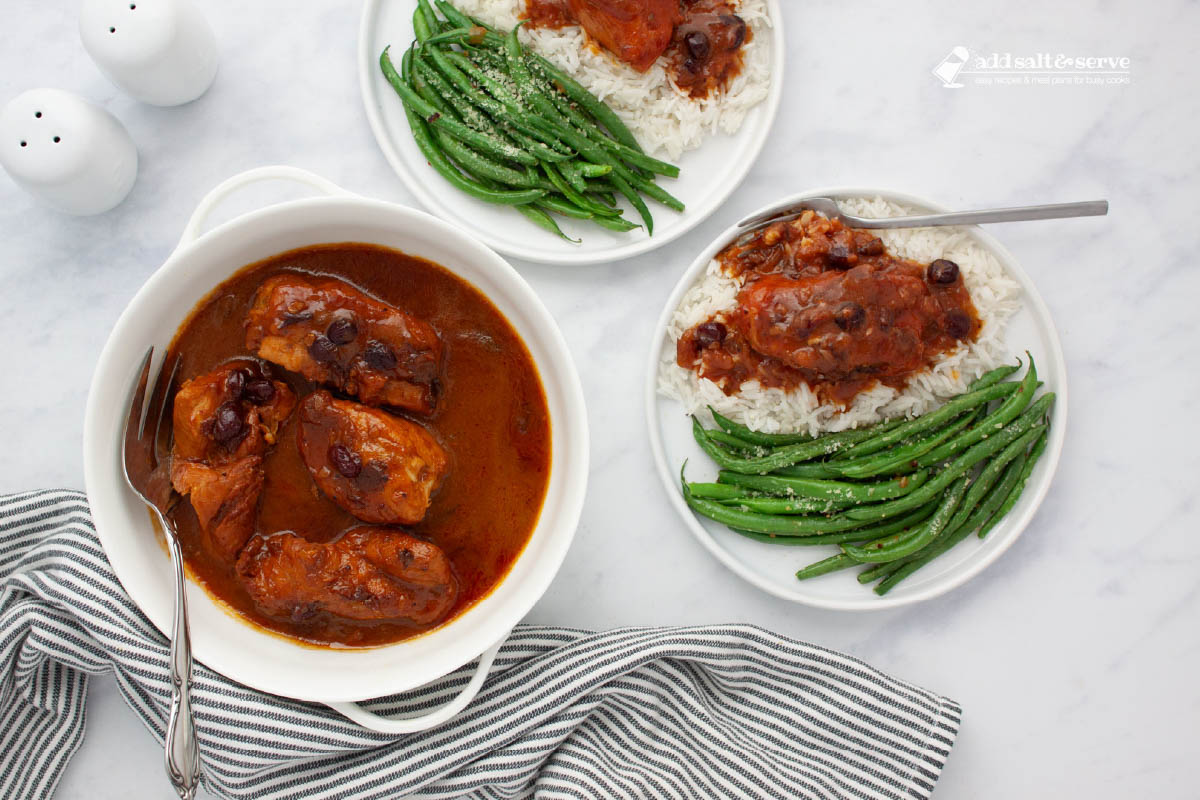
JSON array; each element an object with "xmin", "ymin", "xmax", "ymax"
[
  {"xmin": 297, "ymin": 390, "xmax": 448, "ymax": 526},
  {"xmin": 237, "ymin": 527, "xmax": 458, "ymax": 624},
  {"xmin": 169, "ymin": 361, "xmax": 296, "ymax": 561},
  {"xmin": 246, "ymin": 273, "xmax": 442, "ymax": 414}
]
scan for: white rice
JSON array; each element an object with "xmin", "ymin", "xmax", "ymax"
[
  {"xmin": 451, "ymin": 0, "xmax": 773, "ymax": 159},
  {"xmin": 657, "ymin": 197, "xmax": 1023, "ymax": 435}
]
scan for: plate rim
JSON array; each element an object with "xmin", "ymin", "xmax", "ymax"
[
  {"xmin": 643, "ymin": 186, "xmax": 1069, "ymax": 611},
  {"xmin": 356, "ymin": 0, "xmax": 786, "ymax": 265}
]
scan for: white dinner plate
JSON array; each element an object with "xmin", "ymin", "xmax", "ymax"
[
  {"xmin": 645, "ymin": 187, "xmax": 1068, "ymax": 610},
  {"xmin": 358, "ymin": 0, "xmax": 784, "ymax": 265}
]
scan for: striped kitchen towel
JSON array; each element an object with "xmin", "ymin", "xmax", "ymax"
[{"xmin": 0, "ymin": 490, "xmax": 961, "ymax": 800}]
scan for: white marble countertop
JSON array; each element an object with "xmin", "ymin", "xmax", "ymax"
[{"xmin": 2, "ymin": 0, "xmax": 1196, "ymax": 797}]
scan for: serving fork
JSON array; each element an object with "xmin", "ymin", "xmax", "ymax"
[
  {"xmin": 121, "ymin": 346, "xmax": 201, "ymax": 800},
  {"xmin": 736, "ymin": 197, "xmax": 1109, "ymax": 234}
]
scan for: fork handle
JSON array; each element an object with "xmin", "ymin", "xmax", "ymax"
[
  {"xmin": 852, "ymin": 200, "xmax": 1109, "ymax": 229},
  {"xmin": 161, "ymin": 514, "xmax": 202, "ymax": 799}
]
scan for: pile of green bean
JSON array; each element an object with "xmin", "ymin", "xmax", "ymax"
[
  {"xmin": 379, "ymin": 0, "xmax": 684, "ymax": 242},
  {"xmin": 681, "ymin": 358, "xmax": 1054, "ymax": 595}
]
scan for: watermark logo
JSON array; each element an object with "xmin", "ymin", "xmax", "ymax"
[
  {"xmin": 932, "ymin": 46, "xmax": 971, "ymax": 88},
  {"xmin": 933, "ymin": 47, "xmax": 1131, "ymax": 87}
]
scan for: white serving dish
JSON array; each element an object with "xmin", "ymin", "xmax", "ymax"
[
  {"xmin": 646, "ymin": 187, "xmax": 1067, "ymax": 611},
  {"xmin": 83, "ymin": 166, "xmax": 589, "ymax": 730},
  {"xmin": 357, "ymin": 0, "xmax": 785, "ymax": 265}
]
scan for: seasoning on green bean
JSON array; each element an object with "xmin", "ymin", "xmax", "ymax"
[
  {"xmin": 825, "ymin": 408, "xmax": 982, "ymax": 478},
  {"xmin": 843, "ymin": 475, "xmax": 971, "ymax": 564},
  {"xmin": 707, "ymin": 407, "xmax": 817, "ymax": 447},
  {"xmin": 843, "ymin": 400, "xmax": 1052, "ymax": 523},
  {"xmin": 873, "ymin": 453, "xmax": 1031, "ymax": 594},
  {"xmin": 717, "ymin": 469, "xmax": 930, "ymax": 504},
  {"xmin": 912, "ymin": 356, "xmax": 1040, "ymax": 468},
  {"xmin": 979, "ymin": 427, "xmax": 1049, "ymax": 538},
  {"xmin": 381, "ymin": 48, "xmax": 544, "ymax": 206},
  {"xmin": 692, "ymin": 416, "xmax": 911, "ymax": 475}
]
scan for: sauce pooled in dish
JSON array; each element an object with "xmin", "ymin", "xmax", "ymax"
[{"xmin": 677, "ymin": 211, "xmax": 982, "ymax": 407}]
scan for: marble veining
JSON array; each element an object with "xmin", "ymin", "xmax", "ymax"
[{"xmin": 0, "ymin": 0, "xmax": 1196, "ymax": 796}]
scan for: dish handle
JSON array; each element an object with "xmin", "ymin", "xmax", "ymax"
[
  {"xmin": 325, "ymin": 636, "xmax": 505, "ymax": 735},
  {"xmin": 178, "ymin": 165, "xmax": 356, "ymax": 246}
]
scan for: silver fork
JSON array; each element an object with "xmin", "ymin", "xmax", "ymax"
[
  {"xmin": 736, "ymin": 197, "xmax": 1109, "ymax": 234},
  {"xmin": 121, "ymin": 346, "xmax": 201, "ymax": 800}
]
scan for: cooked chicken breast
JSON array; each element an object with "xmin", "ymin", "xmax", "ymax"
[
  {"xmin": 297, "ymin": 390, "xmax": 448, "ymax": 526},
  {"xmin": 237, "ymin": 527, "xmax": 458, "ymax": 624},
  {"xmin": 565, "ymin": 0, "xmax": 681, "ymax": 71},
  {"xmin": 246, "ymin": 273, "xmax": 442, "ymax": 414},
  {"xmin": 169, "ymin": 361, "xmax": 295, "ymax": 561}
]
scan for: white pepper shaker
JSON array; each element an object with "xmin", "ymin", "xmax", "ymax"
[
  {"xmin": 0, "ymin": 88, "xmax": 138, "ymax": 215},
  {"xmin": 80, "ymin": 0, "xmax": 218, "ymax": 106}
]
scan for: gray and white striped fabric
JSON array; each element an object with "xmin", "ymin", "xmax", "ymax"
[{"xmin": 0, "ymin": 490, "xmax": 961, "ymax": 800}]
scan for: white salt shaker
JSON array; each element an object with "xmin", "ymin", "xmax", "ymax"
[
  {"xmin": 80, "ymin": 0, "xmax": 218, "ymax": 106},
  {"xmin": 0, "ymin": 88, "xmax": 138, "ymax": 215}
]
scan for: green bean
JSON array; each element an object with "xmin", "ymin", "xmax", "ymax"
[
  {"xmin": 685, "ymin": 483, "xmax": 750, "ymax": 501},
  {"xmin": 735, "ymin": 501, "xmax": 940, "ymax": 548},
  {"xmin": 842, "ymin": 401, "xmax": 1052, "ymax": 523},
  {"xmin": 704, "ymin": 429, "xmax": 771, "ymax": 455},
  {"xmin": 600, "ymin": 173, "xmax": 650, "ymax": 233},
  {"xmin": 825, "ymin": 408, "xmax": 982, "ymax": 478},
  {"xmin": 411, "ymin": 56, "xmax": 529, "ymax": 196},
  {"xmin": 722, "ymin": 496, "xmax": 848, "ymax": 515},
  {"xmin": 717, "ymin": 469, "xmax": 930, "ymax": 505},
  {"xmin": 729, "ymin": 529, "xmax": 890, "ymax": 546},
  {"xmin": 413, "ymin": 3, "xmax": 435, "ymax": 43},
  {"xmin": 591, "ymin": 214, "xmax": 642, "ymax": 232},
  {"xmin": 874, "ymin": 453, "xmax": 1030, "ymax": 595},
  {"xmin": 954, "ymin": 426, "xmax": 1044, "ymax": 533},
  {"xmin": 772, "ymin": 463, "xmax": 841, "ymax": 479},
  {"xmin": 414, "ymin": 55, "xmax": 498, "ymax": 135},
  {"xmin": 594, "ymin": 135, "xmax": 680, "ymax": 178},
  {"xmin": 515, "ymin": 203, "xmax": 578, "ymax": 242},
  {"xmin": 542, "ymin": 163, "xmax": 620, "ymax": 217},
  {"xmin": 692, "ymin": 417, "xmax": 909, "ymax": 475},
  {"xmin": 419, "ymin": 48, "xmax": 573, "ymax": 162},
  {"xmin": 843, "ymin": 475, "xmax": 970, "ymax": 563},
  {"xmin": 435, "ymin": 131, "xmax": 537, "ymax": 188},
  {"xmin": 537, "ymin": 195, "xmax": 595, "ymax": 220},
  {"xmin": 912, "ymin": 357, "xmax": 1039, "ymax": 467},
  {"xmin": 382, "ymin": 48, "xmax": 544, "ymax": 206},
  {"xmin": 383, "ymin": 53, "xmax": 539, "ymax": 166},
  {"xmin": 431, "ymin": 46, "xmax": 576, "ymax": 157},
  {"xmin": 442, "ymin": 50, "xmax": 522, "ymax": 111},
  {"xmin": 559, "ymin": 161, "xmax": 589, "ymax": 194},
  {"xmin": 980, "ymin": 428, "xmax": 1049, "ymax": 538},
  {"xmin": 505, "ymin": 25, "xmax": 572, "ymax": 125},
  {"xmin": 858, "ymin": 426, "xmax": 1043, "ymax": 584},
  {"xmin": 521, "ymin": 113, "xmax": 660, "ymax": 228},
  {"xmin": 627, "ymin": 174, "xmax": 686, "ymax": 212},
  {"xmin": 832, "ymin": 381, "xmax": 1021, "ymax": 463},
  {"xmin": 969, "ymin": 361, "xmax": 1022, "ymax": 391},
  {"xmin": 432, "ymin": 0, "xmax": 473, "ymax": 29},
  {"xmin": 708, "ymin": 407, "xmax": 816, "ymax": 446},
  {"xmin": 681, "ymin": 476, "xmax": 871, "ymax": 536},
  {"xmin": 578, "ymin": 163, "xmax": 612, "ymax": 178},
  {"xmin": 423, "ymin": 26, "xmax": 506, "ymax": 49},
  {"xmin": 529, "ymin": 54, "xmax": 645, "ymax": 154},
  {"xmin": 796, "ymin": 554, "xmax": 857, "ymax": 580}
]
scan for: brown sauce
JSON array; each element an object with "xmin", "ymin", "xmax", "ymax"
[
  {"xmin": 677, "ymin": 212, "xmax": 982, "ymax": 407},
  {"xmin": 523, "ymin": 0, "xmax": 749, "ymax": 98},
  {"xmin": 166, "ymin": 243, "xmax": 551, "ymax": 647}
]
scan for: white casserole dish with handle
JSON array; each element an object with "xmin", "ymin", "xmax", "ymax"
[{"xmin": 83, "ymin": 166, "xmax": 589, "ymax": 732}]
